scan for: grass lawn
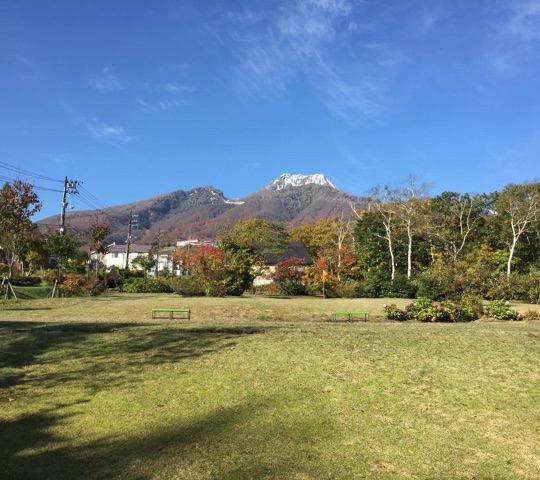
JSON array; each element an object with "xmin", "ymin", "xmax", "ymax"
[{"xmin": 1, "ymin": 293, "xmax": 540, "ymax": 479}]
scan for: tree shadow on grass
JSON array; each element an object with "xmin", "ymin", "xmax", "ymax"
[
  {"xmin": 0, "ymin": 322, "xmax": 267, "ymax": 394},
  {"xmin": 0, "ymin": 323, "xmax": 279, "ymax": 479},
  {"xmin": 0, "ymin": 321, "xmax": 343, "ymax": 479},
  {"xmin": 1, "ymin": 395, "xmax": 327, "ymax": 480}
]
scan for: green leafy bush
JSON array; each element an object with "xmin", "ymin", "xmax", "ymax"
[
  {"xmin": 170, "ymin": 275, "xmax": 205, "ymax": 297},
  {"xmin": 86, "ymin": 279, "xmax": 107, "ymax": 296},
  {"xmin": 203, "ymin": 280, "xmax": 229, "ymax": 297},
  {"xmin": 484, "ymin": 300, "xmax": 521, "ymax": 320},
  {"xmin": 58, "ymin": 274, "xmax": 87, "ymax": 297},
  {"xmin": 451, "ymin": 304, "xmax": 477, "ymax": 322},
  {"xmin": 333, "ymin": 280, "xmax": 362, "ymax": 298},
  {"xmin": 437, "ymin": 300, "xmax": 478, "ymax": 322},
  {"xmin": 460, "ymin": 294, "xmax": 484, "ymax": 319},
  {"xmin": 414, "ymin": 272, "xmax": 447, "ymax": 301},
  {"xmin": 520, "ymin": 268, "xmax": 540, "ymax": 304},
  {"xmin": 119, "ymin": 278, "xmax": 174, "ymax": 294},
  {"xmin": 274, "ymin": 278, "xmax": 307, "ymax": 296},
  {"xmin": 383, "ymin": 273, "xmax": 417, "ymax": 298},
  {"xmin": 382, "ymin": 303, "xmax": 408, "ymax": 321},
  {"xmin": 11, "ymin": 276, "xmax": 42, "ymax": 286},
  {"xmin": 56, "ymin": 274, "xmax": 107, "ymax": 297},
  {"xmin": 488, "ymin": 273, "xmax": 526, "ymax": 301},
  {"xmin": 42, "ymin": 269, "xmax": 60, "ymax": 286},
  {"xmin": 271, "ymin": 257, "xmax": 307, "ymax": 296},
  {"xmin": 384, "ymin": 297, "xmax": 479, "ymax": 323},
  {"xmin": 406, "ymin": 297, "xmax": 453, "ymax": 322},
  {"xmin": 360, "ymin": 270, "xmax": 389, "ymax": 298}
]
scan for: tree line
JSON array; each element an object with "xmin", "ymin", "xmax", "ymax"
[{"xmin": 1, "ymin": 178, "xmax": 540, "ymax": 303}]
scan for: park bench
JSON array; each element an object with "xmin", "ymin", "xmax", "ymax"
[
  {"xmin": 151, "ymin": 308, "xmax": 191, "ymax": 320},
  {"xmin": 331, "ymin": 311, "xmax": 369, "ymax": 322}
]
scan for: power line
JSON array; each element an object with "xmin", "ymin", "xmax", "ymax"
[
  {"xmin": 0, "ymin": 158, "xmax": 63, "ymax": 183},
  {"xmin": 0, "ymin": 173, "xmax": 63, "ymax": 192},
  {"xmin": 76, "ymin": 186, "xmax": 125, "ymax": 221},
  {"xmin": 78, "ymin": 186, "xmax": 113, "ymax": 210},
  {"xmin": 33, "ymin": 185, "xmax": 64, "ymax": 193},
  {"xmin": 0, "ymin": 156, "xmax": 126, "ymax": 222}
]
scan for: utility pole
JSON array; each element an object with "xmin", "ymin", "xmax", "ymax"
[
  {"xmin": 155, "ymin": 229, "xmax": 161, "ymax": 277},
  {"xmin": 125, "ymin": 210, "xmax": 138, "ymax": 269},
  {"xmin": 60, "ymin": 176, "xmax": 81, "ymax": 234}
]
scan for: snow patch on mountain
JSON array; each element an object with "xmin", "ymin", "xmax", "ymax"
[{"xmin": 266, "ymin": 173, "xmax": 337, "ymax": 191}]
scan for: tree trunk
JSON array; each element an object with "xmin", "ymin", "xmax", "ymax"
[
  {"xmin": 407, "ymin": 232, "xmax": 412, "ymax": 279},
  {"xmin": 388, "ymin": 232, "xmax": 396, "ymax": 281},
  {"xmin": 507, "ymin": 237, "xmax": 518, "ymax": 277}
]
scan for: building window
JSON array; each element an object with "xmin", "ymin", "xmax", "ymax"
[{"xmin": 112, "ymin": 253, "xmax": 118, "ymax": 258}]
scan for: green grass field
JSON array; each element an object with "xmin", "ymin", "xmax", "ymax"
[{"xmin": 1, "ymin": 293, "xmax": 540, "ymax": 479}]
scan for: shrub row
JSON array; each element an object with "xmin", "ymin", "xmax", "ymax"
[
  {"xmin": 482, "ymin": 299, "xmax": 521, "ymax": 320},
  {"xmin": 119, "ymin": 277, "xmax": 174, "ymax": 294},
  {"xmin": 383, "ymin": 298, "xmax": 524, "ymax": 322},
  {"xmin": 19, "ymin": 266, "xmax": 540, "ymax": 304},
  {"xmin": 318, "ymin": 269, "xmax": 540, "ymax": 303},
  {"xmin": 58, "ymin": 274, "xmax": 107, "ymax": 297},
  {"xmin": 10, "ymin": 276, "xmax": 42, "ymax": 286},
  {"xmin": 118, "ymin": 275, "xmax": 245, "ymax": 297}
]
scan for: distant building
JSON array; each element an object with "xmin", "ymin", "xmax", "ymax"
[
  {"xmin": 90, "ymin": 243, "xmax": 152, "ymax": 270},
  {"xmin": 253, "ymin": 242, "xmax": 313, "ymax": 287},
  {"xmin": 176, "ymin": 238, "xmax": 217, "ymax": 248}
]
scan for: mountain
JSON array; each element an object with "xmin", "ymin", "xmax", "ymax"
[
  {"xmin": 265, "ymin": 173, "xmax": 337, "ymax": 191},
  {"xmin": 37, "ymin": 173, "xmax": 366, "ymax": 245}
]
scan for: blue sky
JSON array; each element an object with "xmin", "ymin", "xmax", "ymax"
[{"xmin": 1, "ymin": 0, "xmax": 540, "ymax": 220}]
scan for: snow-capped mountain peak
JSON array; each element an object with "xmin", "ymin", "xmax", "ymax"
[{"xmin": 265, "ymin": 173, "xmax": 337, "ymax": 191}]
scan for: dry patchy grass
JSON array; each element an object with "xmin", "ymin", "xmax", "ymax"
[
  {"xmin": 1, "ymin": 293, "xmax": 540, "ymax": 479},
  {"xmin": 0, "ymin": 292, "xmax": 415, "ymax": 325}
]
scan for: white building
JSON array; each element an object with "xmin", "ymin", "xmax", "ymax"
[
  {"xmin": 90, "ymin": 243, "xmax": 152, "ymax": 271},
  {"xmin": 176, "ymin": 238, "xmax": 216, "ymax": 248}
]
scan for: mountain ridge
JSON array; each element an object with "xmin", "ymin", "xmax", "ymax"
[
  {"xmin": 264, "ymin": 173, "xmax": 337, "ymax": 192},
  {"xmin": 37, "ymin": 173, "xmax": 365, "ymax": 244}
]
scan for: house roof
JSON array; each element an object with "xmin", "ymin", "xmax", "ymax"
[
  {"xmin": 262, "ymin": 242, "xmax": 313, "ymax": 266},
  {"xmin": 107, "ymin": 244, "xmax": 152, "ymax": 254}
]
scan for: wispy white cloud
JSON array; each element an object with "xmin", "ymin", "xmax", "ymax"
[
  {"xmin": 159, "ymin": 82, "xmax": 192, "ymax": 94},
  {"xmin": 227, "ymin": 9, "xmax": 265, "ymax": 27},
  {"xmin": 505, "ymin": 0, "xmax": 540, "ymax": 41},
  {"xmin": 79, "ymin": 118, "xmax": 134, "ymax": 143},
  {"xmin": 88, "ymin": 65, "xmax": 191, "ymax": 112},
  {"xmin": 136, "ymin": 82, "xmax": 192, "ymax": 112},
  {"xmin": 4, "ymin": 52, "xmax": 39, "ymax": 82},
  {"xmin": 234, "ymin": 35, "xmax": 292, "ymax": 97},
  {"xmin": 317, "ymin": 67, "xmax": 380, "ymax": 120},
  {"xmin": 484, "ymin": 0, "xmax": 540, "ymax": 75},
  {"xmin": 221, "ymin": 0, "xmax": 391, "ymax": 119},
  {"xmin": 157, "ymin": 98, "xmax": 189, "ymax": 111},
  {"xmin": 9, "ymin": 53, "xmax": 36, "ymax": 69},
  {"xmin": 88, "ymin": 67, "xmax": 123, "ymax": 93}
]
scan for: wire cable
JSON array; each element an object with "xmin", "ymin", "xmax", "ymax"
[
  {"xmin": 0, "ymin": 158, "xmax": 63, "ymax": 183},
  {"xmin": 0, "ymin": 156, "xmax": 128, "ymax": 222},
  {"xmin": 76, "ymin": 186, "xmax": 126, "ymax": 220},
  {"xmin": 0, "ymin": 173, "xmax": 63, "ymax": 193}
]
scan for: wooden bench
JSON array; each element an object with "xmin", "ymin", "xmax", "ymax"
[
  {"xmin": 331, "ymin": 311, "xmax": 369, "ymax": 322},
  {"xmin": 151, "ymin": 308, "xmax": 190, "ymax": 320}
]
